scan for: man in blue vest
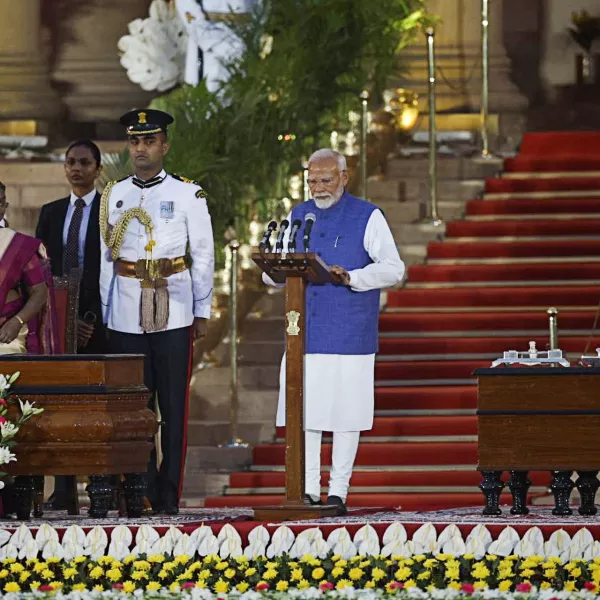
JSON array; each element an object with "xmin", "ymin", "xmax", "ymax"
[{"xmin": 265, "ymin": 148, "xmax": 405, "ymax": 515}]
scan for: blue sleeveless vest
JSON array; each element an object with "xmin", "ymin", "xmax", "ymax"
[{"xmin": 290, "ymin": 192, "xmax": 380, "ymax": 355}]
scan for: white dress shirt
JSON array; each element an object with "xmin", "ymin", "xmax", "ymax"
[
  {"xmin": 100, "ymin": 171, "xmax": 214, "ymax": 334},
  {"xmin": 62, "ymin": 189, "xmax": 96, "ymax": 270},
  {"xmin": 264, "ymin": 208, "xmax": 406, "ymax": 431}
]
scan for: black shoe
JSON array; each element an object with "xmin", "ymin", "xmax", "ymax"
[
  {"xmin": 163, "ymin": 486, "xmax": 179, "ymax": 515},
  {"xmin": 326, "ymin": 495, "xmax": 347, "ymax": 516},
  {"xmin": 304, "ymin": 494, "xmax": 323, "ymax": 506},
  {"xmin": 165, "ymin": 503, "xmax": 179, "ymax": 515}
]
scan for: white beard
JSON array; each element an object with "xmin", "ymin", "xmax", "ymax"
[
  {"xmin": 314, "ymin": 185, "xmax": 344, "ymax": 209},
  {"xmin": 314, "ymin": 197, "xmax": 337, "ymax": 209}
]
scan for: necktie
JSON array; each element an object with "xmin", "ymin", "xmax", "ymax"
[{"xmin": 63, "ymin": 197, "xmax": 86, "ymax": 273}]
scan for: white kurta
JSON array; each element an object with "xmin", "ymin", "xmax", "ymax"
[
  {"xmin": 263, "ymin": 208, "xmax": 405, "ymax": 432},
  {"xmin": 100, "ymin": 171, "xmax": 214, "ymax": 334}
]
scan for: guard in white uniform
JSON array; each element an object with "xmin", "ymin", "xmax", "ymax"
[{"xmin": 100, "ymin": 109, "xmax": 214, "ymax": 514}]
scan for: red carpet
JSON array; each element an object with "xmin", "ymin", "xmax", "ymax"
[
  {"xmin": 466, "ymin": 197, "xmax": 600, "ymax": 215},
  {"xmin": 204, "ymin": 130, "xmax": 600, "ymax": 514},
  {"xmin": 378, "ymin": 335, "xmax": 600, "ymax": 355},
  {"xmin": 504, "ymin": 132, "xmax": 600, "ymax": 172},
  {"xmin": 446, "ymin": 218, "xmax": 600, "ymax": 237},
  {"xmin": 485, "ymin": 177, "xmax": 600, "ymax": 194},
  {"xmin": 379, "ymin": 311, "xmax": 598, "ymax": 332},
  {"xmin": 428, "ymin": 239, "xmax": 600, "ymax": 259},
  {"xmin": 277, "ymin": 415, "xmax": 478, "ymax": 439},
  {"xmin": 409, "ymin": 263, "xmax": 600, "ymax": 283},
  {"xmin": 375, "ymin": 386, "xmax": 476, "ymax": 411},
  {"xmin": 388, "ymin": 285, "xmax": 600, "ymax": 308}
]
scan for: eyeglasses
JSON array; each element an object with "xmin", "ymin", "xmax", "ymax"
[
  {"xmin": 66, "ymin": 158, "xmax": 95, "ymax": 167},
  {"xmin": 307, "ymin": 177, "xmax": 338, "ymax": 186}
]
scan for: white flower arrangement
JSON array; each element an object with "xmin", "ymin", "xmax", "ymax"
[
  {"xmin": 118, "ymin": 0, "xmax": 188, "ymax": 92},
  {"xmin": 0, "ymin": 522, "xmax": 598, "ymax": 562},
  {"xmin": 0, "ymin": 371, "xmax": 43, "ymax": 489}
]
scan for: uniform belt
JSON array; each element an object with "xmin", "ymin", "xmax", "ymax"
[{"xmin": 115, "ymin": 256, "xmax": 190, "ymax": 279}]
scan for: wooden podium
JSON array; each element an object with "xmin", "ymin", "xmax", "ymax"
[{"xmin": 252, "ymin": 252, "xmax": 339, "ymax": 521}]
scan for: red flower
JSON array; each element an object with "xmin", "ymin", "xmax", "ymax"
[
  {"xmin": 0, "ymin": 416, "xmax": 7, "ymax": 424},
  {"xmin": 181, "ymin": 582, "xmax": 195, "ymax": 590},
  {"xmin": 319, "ymin": 582, "xmax": 334, "ymax": 591},
  {"xmin": 388, "ymin": 582, "xmax": 404, "ymax": 590},
  {"xmin": 112, "ymin": 584, "xmax": 124, "ymax": 590},
  {"xmin": 584, "ymin": 582, "xmax": 597, "ymax": 591},
  {"xmin": 39, "ymin": 585, "xmax": 54, "ymax": 592},
  {"xmin": 461, "ymin": 583, "xmax": 475, "ymax": 594},
  {"xmin": 256, "ymin": 583, "xmax": 270, "ymax": 591},
  {"xmin": 0, "ymin": 398, "xmax": 7, "ymax": 407},
  {"xmin": 516, "ymin": 583, "xmax": 532, "ymax": 593}
]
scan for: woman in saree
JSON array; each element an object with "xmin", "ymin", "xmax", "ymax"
[{"xmin": 0, "ymin": 182, "xmax": 58, "ymax": 355}]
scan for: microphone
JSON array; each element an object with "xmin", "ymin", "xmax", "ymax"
[
  {"xmin": 275, "ymin": 219, "xmax": 289, "ymax": 252},
  {"xmin": 258, "ymin": 220, "xmax": 277, "ymax": 250},
  {"xmin": 287, "ymin": 219, "xmax": 302, "ymax": 253},
  {"xmin": 303, "ymin": 213, "xmax": 316, "ymax": 251}
]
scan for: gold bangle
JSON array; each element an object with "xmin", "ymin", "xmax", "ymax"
[{"xmin": 14, "ymin": 315, "xmax": 24, "ymax": 326}]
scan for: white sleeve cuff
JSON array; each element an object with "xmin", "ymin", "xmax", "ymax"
[{"xmin": 194, "ymin": 306, "xmax": 212, "ymax": 319}]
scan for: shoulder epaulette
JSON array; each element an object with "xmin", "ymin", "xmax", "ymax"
[
  {"xmin": 172, "ymin": 173, "xmax": 200, "ymax": 185},
  {"xmin": 171, "ymin": 173, "xmax": 207, "ymax": 198},
  {"xmin": 110, "ymin": 175, "xmax": 131, "ymax": 186}
]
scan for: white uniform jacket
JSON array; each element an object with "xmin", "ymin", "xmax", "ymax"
[{"xmin": 100, "ymin": 170, "xmax": 214, "ymax": 334}]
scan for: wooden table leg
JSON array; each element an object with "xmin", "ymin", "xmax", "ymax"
[
  {"xmin": 508, "ymin": 470, "xmax": 530, "ymax": 515},
  {"xmin": 479, "ymin": 470, "xmax": 504, "ymax": 516},
  {"xmin": 550, "ymin": 470, "xmax": 574, "ymax": 516},
  {"xmin": 576, "ymin": 471, "xmax": 599, "ymax": 516},
  {"xmin": 123, "ymin": 473, "xmax": 146, "ymax": 518},
  {"xmin": 86, "ymin": 475, "xmax": 113, "ymax": 518},
  {"xmin": 13, "ymin": 476, "xmax": 33, "ymax": 521}
]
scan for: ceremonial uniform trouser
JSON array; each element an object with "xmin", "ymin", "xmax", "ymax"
[
  {"xmin": 108, "ymin": 326, "xmax": 192, "ymax": 505},
  {"xmin": 305, "ymin": 430, "xmax": 360, "ymax": 501}
]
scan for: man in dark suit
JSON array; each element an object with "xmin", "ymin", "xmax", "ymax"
[
  {"xmin": 36, "ymin": 139, "xmax": 106, "ymax": 509},
  {"xmin": 36, "ymin": 139, "xmax": 105, "ymax": 353}
]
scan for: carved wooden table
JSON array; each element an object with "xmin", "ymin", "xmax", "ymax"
[
  {"xmin": 0, "ymin": 354, "xmax": 157, "ymax": 520},
  {"xmin": 475, "ymin": 368, "xmax": 600, "ymax": 517}
]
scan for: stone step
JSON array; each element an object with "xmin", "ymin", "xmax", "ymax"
[
  {"xmin": 386, "ymin": 157, "xmax": 502, "ymax": 181},
  {"xmin": 401, "ymin": 179, "xmax": 485, "ymax": 204},
  {"xmin": 394, "ymin": 222, "xmax": 446, "ymax": 245},
  {"xmin": 242, "ymin": 316, "xmax": 285, "ymax": 342},
  {"xmin": 181, "ymin": 472, "xmax": 230, "ymax": 499},
  {"xmin": 377, "ymin": 199, "xmax": 466, "ymax": 225},
  {"xmin": 189, "ymin": 383, "xmax": 278, "ymax": 420},
  {"xmin": 185, "ymin": 445, "xmax": 253, "ymax": 473},
  {"xmin": 399, "ymin": 244, "xmax": 428, "ymax": 266},
  {"xmin": 188, "ymin": 420, "xmax": 276, "ymax": 446},
  {"xmin": 367, "ymin": 179, "xmax": 404, "ymax": 202},
  {"xmin": 221, "ymin": 340, "xmax": 283, "ymax": 366},
  {"xmin": 249, "ymin": 290, "xmax": 285, "ymax": 318}
]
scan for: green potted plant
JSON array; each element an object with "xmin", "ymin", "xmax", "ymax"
[{"xmin": 568, "ymin": 9, "xmax": 600, "ymax": 84}]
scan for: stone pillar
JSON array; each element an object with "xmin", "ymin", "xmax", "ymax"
[
  {"xmin": 50, "ymin": 0, "xmax": 155, "ymax": 127},
  {"xmin": 395, "ymin": 0, "xmax": 527, "ymax": 113},
  {"xmin": 0, "ymin": 0, "xmax": 61, "ymax": 122}
]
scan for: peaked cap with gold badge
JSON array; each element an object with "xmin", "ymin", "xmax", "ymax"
[{"xmin": 119, "ymin": 108, "xmax": 174, "ymax": 136}]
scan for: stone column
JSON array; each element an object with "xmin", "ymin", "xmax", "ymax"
[
  {"xmin": 0, "ymin": 0, "xmax": 61, "ymax": 121},
  {"xmin": 395, "ymin": 0, "xmax": 527, "ymax": 113},
  {"xmin": 50, "ymin": 0, "xmax": 155, "ymax": 126}
]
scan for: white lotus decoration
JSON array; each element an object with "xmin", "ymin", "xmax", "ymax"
[{"xmin": 118, "ymin": 0, "xmax": 187, "ymax": 92}]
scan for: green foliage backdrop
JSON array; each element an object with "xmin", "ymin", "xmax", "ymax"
[{"xmin": 151, "ymin": 0, "xmax": 432, "ymax": 267}]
